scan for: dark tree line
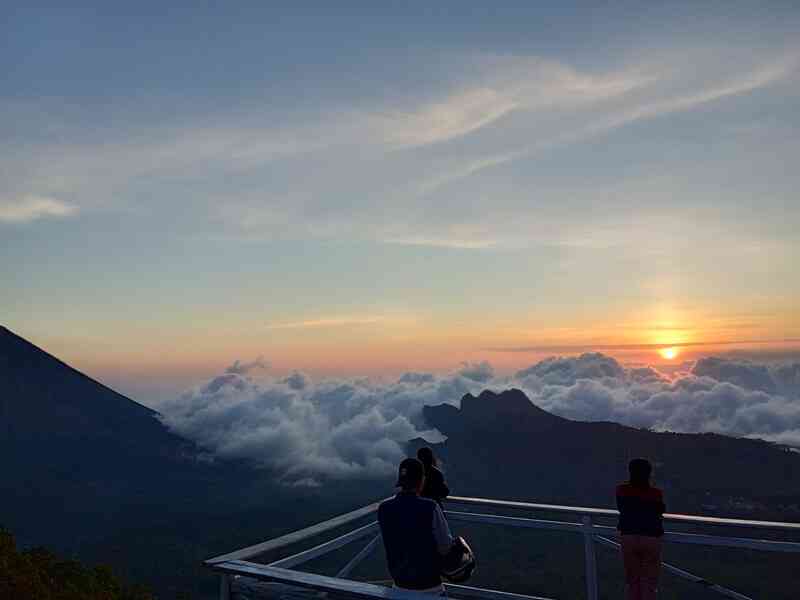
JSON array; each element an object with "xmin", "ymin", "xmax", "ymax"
[{"xmin": 0, "ymin": 527, "xmax": 154, "ymax": 600}]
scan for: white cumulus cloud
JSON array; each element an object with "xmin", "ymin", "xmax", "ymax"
[
  {"xmin": 158, "ymin": 352, "xmax": 800, "ymax": 485},
  {"xmin": 158, "ymin": 366, "xmax": 482, "ymax": 485}
]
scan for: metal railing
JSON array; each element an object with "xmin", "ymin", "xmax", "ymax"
[{"xmin": 205, "ymin": 495, "xmax": 800, "ymax": 600}]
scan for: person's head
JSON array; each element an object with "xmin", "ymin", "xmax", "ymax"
[
  {"xmin": 417, "ymin": 447, "xmax": 437, "ymax": 469},
  {"xmin": 396, "ymin": 458, "xmax": 425, "ymax": 493},
  {"xmin": 628, "ymin": 458, "xmax": 652, "ymax": 487}
]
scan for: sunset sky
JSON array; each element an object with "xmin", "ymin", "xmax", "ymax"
[{"xmin": 2, "ymin": 2, "xmax": 799, "ymax": 403}]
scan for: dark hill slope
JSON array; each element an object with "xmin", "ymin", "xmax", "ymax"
[
  {"xmin": 0, "ymin": 326, "xmax": 384, "ymax": 597},
  {"xmin": 1, "ymin": 325, "xmax": 188, "ymax": 456},
  {"xmin": 4, "ymin": 327, "xmax": 207, "ymax": 543},
  {"xmin": 0, "ymin": 326, "xmax": 279, "ymax": 547},
  {"xmin": 420, "ymin": 389, "xmax": 800, "ymax": 517}
]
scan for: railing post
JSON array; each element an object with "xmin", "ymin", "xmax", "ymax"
[
  {"xmin": 219, "ymin": 574, "xmax": 231, "ymax": 600},
  {"xmin": 582, "ymin": 516, "xmax": 598, "ymax": 600}
]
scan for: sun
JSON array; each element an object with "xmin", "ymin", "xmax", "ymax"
[{"xmin": 659, "ymin": 347, "xmax": 679, "ymax": 360}]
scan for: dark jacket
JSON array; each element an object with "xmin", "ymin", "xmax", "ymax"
[
  {"xmin": 378, "ymin": 492, "xmax": 453, "ymax": 590},
  {"xmin": 616, "ymin": 483, "xmax": 665, "ymax": 537},
  {"xmin": 421, "ymin": 465, "xmax": 450, "ymax": 506}
]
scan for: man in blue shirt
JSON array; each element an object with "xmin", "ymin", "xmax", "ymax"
[{"xmin": 378, "ymin": 458, "xmax": 455, "ymax": 593}]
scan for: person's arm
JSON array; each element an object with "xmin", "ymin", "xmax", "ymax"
[
  {"xmin": 432, "ymin": 504, "xmax": 454, "ymax": 555},
  {"xmin": 378, "ymin": 504, "xmax": 385, "ymax": 530},
  {"xmin": 615, "ymin": 486, "xmax": 626, "ymax": 531},
  {"xmin": 435, "ymin": 470, "xmax": 450, "ymax": 500}
]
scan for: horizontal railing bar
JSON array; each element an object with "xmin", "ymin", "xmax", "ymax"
[
  {"xmin": 595, "ymin": 536, "xmax": 753, "ymax": 600},
  {"xmin": 447, "ymin": 510, "xmax": 800, "ymax": 553},
  {"xmin": 213, "ymin": 561, "xmax": 448, "ymax": 600},
  {"xmin": 448, "ymin": 496, "xmax": 800, "ymax": 532},
  {"xmin": 205, "ymin": 498, "xmax": 388, "ymax": 565},
  {"xmin": 206, "ymin": 496, "xmax": 800, "ymax": 567},
  {"xmin": 269, "ymin": 521, "xmax": 380, "ymax": 569},
  {"xmin": 663, "ymin": 512, "xmax": 800, "ymax": 531},
  {"xmin": 216, "ymin": 559, "xmax": 558, "ymax": 600},
  {"xmin": 449, "ymin": 496, "xmax": 618, "ymax": 518},
  {"xmin": 445, "ymin": 582, "xmax": 555, "ymax": 600},
  {"xmin": 662, "ymin": 530, "xmax": 800, "ymax": 553},
  {"xmin": 446, "ymin": 510, "xmax": 586, "ymax": 533}
]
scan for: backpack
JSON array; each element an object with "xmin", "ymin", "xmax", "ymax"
[{"xmin": 441, "ymin": 537, "xmax": 476, "ymax": 583}]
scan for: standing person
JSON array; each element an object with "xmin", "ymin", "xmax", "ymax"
[
  {"xmin": 616, "ymin": 458, "xmax": 666, "ymax": 600},
  {"xmin": 417, "ymin": 447, "xmax": 450, "ymax": 508},
  {"xmin": 378, "ymin": 458, "xmax": 455, "ymax": 593}
]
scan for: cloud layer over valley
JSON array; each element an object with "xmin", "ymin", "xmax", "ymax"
[{"xmin": 158, "ymin": 353, "xmax": 800, "ymax": 485}]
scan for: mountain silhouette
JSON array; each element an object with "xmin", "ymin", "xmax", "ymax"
[
  {"xmin": 1, "ymin": 325, "xmax": 191, "ymax": 457},
  {"xmin": 419, "ymin": 389, "xmax": 800, "ymax": 517},
  {"xmin": 0, "ymin": 326, "xmax": 385, "ymax": 597},
  {"xmin": 0, "ymin": 325, "xmax": 252, "ymax": 547}
]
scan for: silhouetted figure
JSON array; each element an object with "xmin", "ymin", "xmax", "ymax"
[
  {"xmin": 417, "ymin": 447, "xmax": 450, "ymax": 507},
  {"xmin": 378, "ymin": 458, "xmax": 454, "ymax": 593},
  {"xmin": 617, "ymin": 458, "xmax": 665, "ymax": 600}
]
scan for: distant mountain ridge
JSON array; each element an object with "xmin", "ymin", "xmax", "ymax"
[
  {"xmin": 417, "ymin": 388, "xmax": 800, "ymax": 518},
  {"xmin": 431, "ymin": 388, "xmax": 567, "ymax": 433}
]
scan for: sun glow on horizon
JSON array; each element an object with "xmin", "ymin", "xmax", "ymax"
[{"xmin": 659, "ymin": 347, "xmax": 679, "ymax": 360}]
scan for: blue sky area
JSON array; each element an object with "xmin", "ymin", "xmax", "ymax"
[{"xmin": 2, "ymin": 2, "xmax": 799, "ymax": 401}]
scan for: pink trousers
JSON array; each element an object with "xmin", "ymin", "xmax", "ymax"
[{"xmin": 620, "ymin": 534, "xmax": 662, "ymax": 600}]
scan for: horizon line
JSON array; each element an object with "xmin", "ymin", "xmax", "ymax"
[{"xmin": 487, "ymin": 338, "xmax": 800, "ymax": 353}]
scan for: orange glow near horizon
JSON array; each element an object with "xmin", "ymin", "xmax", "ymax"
[
  {"xmin": 659, "ymin": 347, "xmax": 679, "ymax": 360},
  {"xmin": 19, "ymin": 305, "xmax": 800, "ymax": 391}
]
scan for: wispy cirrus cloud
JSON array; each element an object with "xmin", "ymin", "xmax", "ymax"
[
  {"xmin": 573, "ymin": 54, "xmax": 798, "ymax": 146},
  {"xmin": 416, "ymin": 54, "xmax": 798, "ymax": 195},
  {"xmin": 376, "ymin": 87, "xmax": 520, "ymax": 148},
  {"xmin": 266, "ymin": 316, "xmax": 390, "ymax": 329},
  {"xmin": 380, "ymin": 234, "xmax": 500, "ymax": 249},
  {"xmin": 3, "ymin": 46, "xmax": 797, "ymax": 251},
  {"xmin": 374, "ymin": 57, "xmax": 652, "ymax": 150},
  {"xmin": 0, "ymin": 195, "xmax": 78, "ymax": 224}
]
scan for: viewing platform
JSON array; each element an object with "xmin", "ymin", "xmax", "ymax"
[{"xmin": 205, "ymin": 496, "xmax": 800, "ymax": 600}]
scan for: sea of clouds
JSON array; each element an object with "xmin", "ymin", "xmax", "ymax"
[{"xmin": 157, "ymin": 353, "xmax": 800, "ymax": 485}]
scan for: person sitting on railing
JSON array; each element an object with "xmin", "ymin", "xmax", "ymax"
[
  {"xmin": 417, "ymin": 447, "xmax": 450, "ymax": 508},
  {"xmin": 616, "ymin": 458, "xmax": 666, "ymax": 600},
  {"xmin": 378, "ymin": 458, "xmax": 454, "ymax": 594}
]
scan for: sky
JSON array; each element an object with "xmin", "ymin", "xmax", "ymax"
[{"xmin": 2, "ymin": 2, "xmax": 799, "ymax": 404}]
